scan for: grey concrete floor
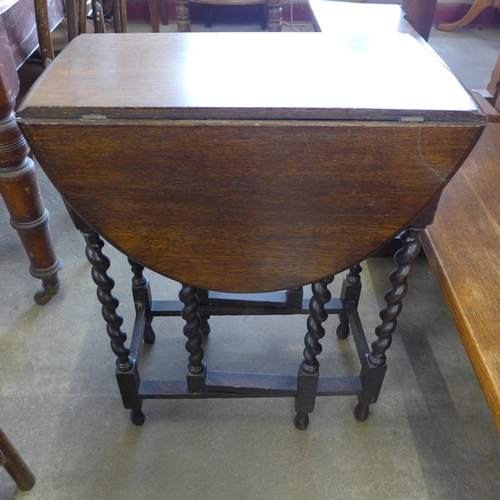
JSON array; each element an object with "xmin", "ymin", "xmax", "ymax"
[{"xmin": 1, "ymin": 14, "xmax": 500, "ymax": 500}]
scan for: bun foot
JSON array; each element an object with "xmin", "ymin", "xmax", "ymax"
[
  {"xmin": 354, "ymin": 403, "xmax": 370, "ymax": 422},
  {"xmin": 336, "ymin": 321, "xmax": 350, "ymax": 340},
  {"xmin": 130, "ymin": 408, "xmax": 146, "ymax": 426},
  {"xmin": 201, "ymin": 319, "xmax": 211, "ymax": 336},
  {"xmin": 294, "ymin": 412, "xmax": 309, "ymax": 430},
  {"xmin": 144, "ymin": 325, "xmax": 156, "ymax": 344}
]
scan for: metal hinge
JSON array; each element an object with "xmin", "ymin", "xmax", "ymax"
[
  {"xmin": 401, "ymin": 116, "xmax": 424, "ymax": 123},
  {"xmin": 81, "ymin": 114, "xmax": 108, "ymax": 121}
]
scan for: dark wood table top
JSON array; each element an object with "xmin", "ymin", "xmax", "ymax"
[
  {"xmin": 20, "ymin": 33, "xmax": 480, "ymax": 121},
  {"xmin": 18, "ymin": 33, "xmax": 485, "ymax": 293}
]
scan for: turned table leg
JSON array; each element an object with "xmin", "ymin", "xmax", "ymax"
[
  {"xmin": 295, "ymin": 276, "xmax": 334, "ymax": 429},
  {"xmin": 354, "ymin": 227, "xmax": 423, "ymax": 421},
  {"xmin": 175, "ymin": 0, "xmax": 191, "ymax": 32},
  {"xmin": 267, "ymin": 0, "xmax": 282, "ymax": 31},
  {"xmin": 179, "ymin": 284, "xmax": 207, "ymax": 392},
  {"xmin": 80, "ymin": 224, "xmax": 145, "ymax": 425},
  {"xmin": 0, "ymin": 41, "xmax": 62, "ymax": 304}
]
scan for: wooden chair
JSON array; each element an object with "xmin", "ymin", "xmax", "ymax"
[
  {"xmin": 32, "ymin": 0, "xmax": 127, "ymax": 68},
  {"xmin": 0, "ymin": 428, "xmax": 36, "ymax": 491}
]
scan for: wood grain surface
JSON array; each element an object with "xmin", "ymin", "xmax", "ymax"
[
  {"xmin": 422, "ymin": 123, "xmax": 500, "ymax": 432},
  {"xmin": 17, "ymin": 33, "xmax": 485, "ymax": 292},
  {"xmin": 21, "ymin": 119, "xmax": 482, "ymax": 292},
  {"xmin": 19, "ymin": 33, "xmax": 481, "ymax": 121}
]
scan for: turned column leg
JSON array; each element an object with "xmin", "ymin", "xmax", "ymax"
[
  {"xmin": 267, "ymin": 0, "xmax": 282, "ymax": 32},
  {"xmin": 179, "ymin": 284, "xmax": 206, "ymax": 392},
  {"xmin": 354, "ymin": 227, "xmax": 422, "ymax": 421},
  {"xmin": 336, "ymin": 264, "xmax": 362, "ymax": 340},
  {"xmin": 129, "ymin": 259, "xmax": 156, "ymax": 345},
  {"xmin": 80, "ymin": 225, "xmax": 145, "ymax": 425},
  {"xmin": 175, "ymin": 0, "xmax": 191, "ymax": 32},
  {"xmin": 294, "ymin": 276, "xmax": 334, "ymax": 430},
  {"xmin": 0, "ymin": 45, "xmax": 62, "ymax": 304}
]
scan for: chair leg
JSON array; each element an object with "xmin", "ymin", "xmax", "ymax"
[
  {"xmin": 0, "ymin": 428, "xmax": 36, "ymax": 491},
  {"xmin": 78, "ymin": 0, "xmax": 88, "ymax": 34},
  {"xmin": 33, "ymin": 0, "xmax": 55, "ymax": 68},
  {"xmin": 149, "ymin": 0, "xmax": 160, "ymax": 31},
  {"xmin": 160, "ymin": 0, "xmax": 169, "ymax": 25}
]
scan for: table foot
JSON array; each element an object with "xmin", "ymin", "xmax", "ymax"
[
  {"xmin": 294, "ymin": 412, "xmax": 309, "ymax": 430},
  {"xmin": 354, "ymin": 402, "xmax": 369, "ymax": 422},
  {"xmin": 201, "ymin": 319, "xmax": 211, "ymax": 336},
  {"xmin": 130, "ymin": 408, "xmax": 146, "ymax": 426},
  {"xmin": 336, "ymin": 322, "xmax": 350, "ymax": 340},
  {"xmin": 32, "ymin": 262, "xmax": 62, "ymax": 304},
  {"xmin": 34, "ymin": 279, "xmax": 60, "ymax": 304},
  {"xmin": 143, "ymin": 324, "xmax": 156, "ymax": 344}
]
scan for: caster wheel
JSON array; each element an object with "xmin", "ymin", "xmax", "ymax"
[
  {"xmin": 354, "ymin": 403, "xmax": 370, "ymax": 422},
  {"xmin": 34, "ymin": 275, "xmax": 61, "ymax": 305},
  {"xmin": 294, "ymin": 413, "xmax": 309, "ymax": 430},
  {"xmin": 336, "ymin": 321, "xmax": 350, "ymax": 340},
  {"xmin": 144, "ymin": 325, "xmax": 156, "ymax": 344},
  {"xmin": 34, "ymin": 289, "xmax": 53, "ymax": 305},
  {"xmin": 130, "ymin": 408, "xmax": 146, "ymax": 426}
]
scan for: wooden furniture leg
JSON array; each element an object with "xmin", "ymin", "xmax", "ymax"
[
  {"xmin": 179, "ymin": 284, "xmax": 207, "ymax": 392},
  {"xmin": 294, "ymin": 276, "xmax": 334, "ymax": 430},
  {"xmin": 402, "ymin": 0, "xmax": 438, "ymax": 40},
  {"xmin": 354, "ymin": 227, "xmax": 423, "ymax": 421},
  {"xmin": 78, "ymin": 219, "xmax": 146, "ymax": 425},
  {"xmin": 34, "ymin": 0, "xmax": 56, "ymax": 68},
  {"xmin": 0, "ymin": 40, "xmax": 62, "ymax": 304},
  {"xmin": 438, "ymin": 0, "xmax": 500, "ymax": 31},
  {"xmin": 0, "ymin": 428, "xmax": 36, "ymax": 491},
  {"xmin": 149, "ymin": 0, "xmax": 160, "ymax": 31},
  {"xmin": 336, "ymin": 264, "xmax": 362, "ymax": 340},
  {"xmin": 92, "ymin": 0, "xmax": 106, "ymax": 33},
  {"xmin": 487, "ymin": 53, "xmax": 500, "ymax": 103},
  {"xmin": 175, "ymin": 0, "xmax": 191, "ymax": 32},
  {"xmin": 114, "ymin": 0, "xmax": 128, "ymax": 32},
  {"xmin": 267, "ymin": 0, "xmax": 282, "ymax": 31},
  {"xmin": 160, "ymin": 0, "xmax": 169, "ymax": 25}
]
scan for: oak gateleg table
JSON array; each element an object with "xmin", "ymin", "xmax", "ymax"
[{"xmin": 17, "ymin": 32, "xmax": 485, "ymax": 428}]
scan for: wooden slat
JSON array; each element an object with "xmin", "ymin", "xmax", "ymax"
[{"xmin": 421, "ymin": 122, "xmax": 500, "ymax": 432}]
